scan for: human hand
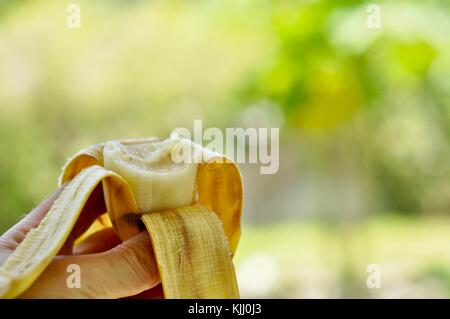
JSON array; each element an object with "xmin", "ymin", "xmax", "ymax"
[{"xmin": 0, "ymin": 188, "xmax": 161, "ymax": 298}]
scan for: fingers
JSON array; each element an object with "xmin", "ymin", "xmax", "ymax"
[
  {"xmin": 73, "ymin": 228, "xmax": 121, "ymax": 255},
  {"xmin": 21, "ymin": 232, "xmax": 160, "ymax": 299},
  {"xmin": 124, "ymin": 284, "xmax": 164, "ymax": 299},
  {"xmin": 0, "ymin": 187, "xmax": 63, "ymax": 250}
]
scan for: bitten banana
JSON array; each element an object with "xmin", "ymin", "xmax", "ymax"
[{"xmin": 0, "ymin": 135, "xmax": 243, "ymax": 298}]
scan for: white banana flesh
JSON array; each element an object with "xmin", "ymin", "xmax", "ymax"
[{"xmin": 103, "ymin": 138, "xmax": 198, "ymax": 213}]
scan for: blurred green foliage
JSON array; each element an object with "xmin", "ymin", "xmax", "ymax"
[{"xmin": 236, "ymin": 215, "xmax": 450, "ymax": 298}]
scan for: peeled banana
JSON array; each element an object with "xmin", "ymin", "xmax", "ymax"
[{"xmin": 0, "ymin": 135, "xmax": 243, "ymax": 298}]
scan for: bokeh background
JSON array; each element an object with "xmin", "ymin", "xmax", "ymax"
[{"xmin": 1, "ymin": 0, "xmax": 450, "ymax": 298}]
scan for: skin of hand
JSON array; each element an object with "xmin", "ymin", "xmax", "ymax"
[{"xmin": 0, "ymin": 187, "xmax": 162, "ymax": 298}]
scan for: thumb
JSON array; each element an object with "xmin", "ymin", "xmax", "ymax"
[
  {"xmin": 21, "ymin": 232, "xmax": 160, "ymax": 298},
  {"xmin": 0, "ymin": 188, "xmax": 63, "ymax": 251}
]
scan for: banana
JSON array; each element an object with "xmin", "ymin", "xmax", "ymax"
[
  {"xmin": 103, "ymin": 138, "xmax": 198, "ymax": 214},
  {"xmin": 141, "ymin": 206, "xmax": 239, "ymax": 298},
  {"xmin": 0, "ymin": 135, "xmax": 243, "ymax": 298}
]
